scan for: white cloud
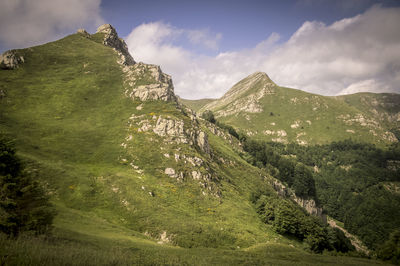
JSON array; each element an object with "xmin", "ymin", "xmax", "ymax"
[
  {"xmin": 125, "ymin": 22, "xmax": 277, "ymax": 99},
  {"xmin": 0, "ymin": 0, "xmax": 103, "ymax": 50},
  {"xmin": 187, "ymin": 29, "xmax": 222, "ymax": 50},
  {"xmin": 128, "ymin": 5, "xmax": 400, "ymax": 99},
  {"xmin": 338, "ymin": 79, "xmax": 390, "ymax": 95}
]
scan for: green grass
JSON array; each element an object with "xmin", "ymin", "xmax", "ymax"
[
  {"xmin": 0, "ymin": 229, "xmax": 386, "ymax": 265},
  {"xmin": 0, "ymin": 33, "xmax": 391, "ymax": 265},
  {"xmin": 179, "ymin": 98, "xmax": 216, "ymax": 112},
  {"xmin": 198, "ymin": 74, "xmax": 399, "ymax": 147}
]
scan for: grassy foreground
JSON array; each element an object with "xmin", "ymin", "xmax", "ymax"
[{"xmin": 0, "ymin": 230, "xmax": 385, "ymax": 265}]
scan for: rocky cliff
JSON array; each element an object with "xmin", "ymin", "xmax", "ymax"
[
  {"xmin": 96, "ymin": 24, "xmax": 135, "ymax": 66},
  {"xmin": 271, "ymin": 179, "xmax": 326, "ymax": 223},
  {"xmin": 77, "ymin": 24, "xmax": 175, "ymax": 102},
  {"xmin": 89, "ymin": 24, "xmax": 219, "ymax": 195}
]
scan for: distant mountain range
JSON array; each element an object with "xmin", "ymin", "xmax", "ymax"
[{"xmin": 182, "ymin": 72, "xmax": 400, "ymax": 146}]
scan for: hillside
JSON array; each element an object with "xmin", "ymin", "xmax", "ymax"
[
  {"xmin": 193, "ymin": 72, "xmax": 400, "ymax": 260},
  {"xmin": 178, "ymin": 97, "xmax": 215, "ymax": 112},
  {"xmin": 197, "ymin": 72, "xmax": 399, "ymax": 146},
  {"xmin": 0, "ymin": 25, "xmax": 384, "ymax": 265}
]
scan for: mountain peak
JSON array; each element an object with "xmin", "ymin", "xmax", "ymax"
[
  {"xmin": 218, "ymin": 71, "xmax": 276, "ymax": 102},
  {"xmin": 200, "ymin": 71, "xmax": 276, "ymax": 115},
  {"xmin": 94, "ymin": 24, "xmax": 135, "ymax": 66},
  {"xmin": 245, "ymin": 71, "xmax": 275, "ymax": 84},
  {"xmin": 249, "ymin": 71, "xmax": 271, "ymax": 79},
  {"xmin": 96, "ymin": 24, "xmax": 117, "ymax": 35}
]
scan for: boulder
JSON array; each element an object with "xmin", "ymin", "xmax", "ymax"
[
  {"xmin": 0, "ymin": 50, "xmax": 24, "ymax": 70},
  {"xmin": 77, "ymin": 28, "xmax": 90, "ymax": 37}
]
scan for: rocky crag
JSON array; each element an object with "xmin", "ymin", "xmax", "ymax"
[
  {"xmin": 88, "ymin": 24, "xmax": 220, "ymax": 195},
  {"xmin": 95, "ymin": 24, "xmax": 135, "ymax": 66},
  {"xmin": 271, "ymin": 179, "xmax": 326, "ymax": 222}
]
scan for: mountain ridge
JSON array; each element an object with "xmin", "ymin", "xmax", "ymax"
[
  {"xmin": 0, "ymin": 25, "xmax": 390, "ymax": 264},
  {"xmin": 191, "ymin": 72, "xmax": 399, "ymax": 146}
]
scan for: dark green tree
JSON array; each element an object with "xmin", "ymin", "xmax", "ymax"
[
  {"xmin": 201, "ymin": 110, "xmax": 216, "ymax": 124},
  {"xmin": 0, "ymin": 136, "xmax": 55, "ymax": 236},
  {"xmin": 377, "ymin": 229, "xmax": 400, "ymax": 264},
  {"xmin": 292, "ymin": 163, "xmax": 316, "ymax": 198}
]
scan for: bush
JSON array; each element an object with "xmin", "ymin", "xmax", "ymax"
[
  {"xmin": 377, "ymin": 230, "xmax": 400, "ymax": 264},
  {"xmin": 0, "ymin": 136, "xmax": 55, "ymax": 236},
  {"xmin": 254, "ymin": 194, "xmax": 354, "ymax": 253},
  {"xmin": 201, "ymin": 110, "xmax": 216, "ymax": 124}
]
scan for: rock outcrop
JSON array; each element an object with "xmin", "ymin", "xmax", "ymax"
[
  {"xmin": 77, "ymin": 28, "xmax": 90, "ymax": 38},
  {"xmin": 92, "ymin": 24, "xmax": 175, "ymax": 102},
  {"xmin": 96, "ymin": 24, "xmax": 135, "ymax": 66},
  {"xmin": 0, "ymin": 50, "xmax": 24, "ymax": 69},
  {"xmin": 128, "ymin": 114, "xmax": 211, "ymax": 155},
  {"xmin": 271, "ymin": 179, "xmax": 326, "ymax": 223},
  {"xmin": 123, "ymin": 63, "xmax": 176, "ymax": 102}
]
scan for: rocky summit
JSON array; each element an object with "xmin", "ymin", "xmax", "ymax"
[{"xmin": 95, "ymin": 23, "xmax": 135, "ymax": 66}]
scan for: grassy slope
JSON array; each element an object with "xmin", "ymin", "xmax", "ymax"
[
  {"xmin": 179, "ymin": 98, "xmax": 216, "ymax": 112},
  {"xmin": 200, "ymin": 76, "xmax": 398, "ymax": 146},
  {"xmin": 0, "ymin": 34, "xmax": 385, "ymax": 264},
  {"xmin": 337, "ymin": 92, "xmax": 400, "ymax": 137}
]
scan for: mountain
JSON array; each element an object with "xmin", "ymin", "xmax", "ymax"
[
  {"xmin": 178, "ymin": 97, "xmax": 216, "ymax": 112},
  {"xmin": 197, "ymin": 72, "xmax": 399, "ymax": 146},
  {"xmin": 0, "ymin": 24, "xmax": 381, "ymax": 264},
  {"xmin": 193, "ymin": 72, "xmax": 400, "ymax": 259}
]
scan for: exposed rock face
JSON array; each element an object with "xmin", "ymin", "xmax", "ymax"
[
  {"xmin": 293, "ymin": 196, "xmax": 325, "ymax": 221},
  {"xmin": 271, "ymin": 179, "xmax": 326, "ymax": 223},
  {"xmin": 128, "ymin": 114, "xmax": 211, "ymax": 155},
  {"xmin": 94, "ymin": 24, "xmax": 175, "ymax": 102},
  {"xmin": 337, "ymin": 113, "xmax": 398, "ymax": 143},
  {"xmin": 96, "ymin": 24, "xmax": 135, "ymax": 66},
  {"xmin": 123, "ymin": 63, "xmax": 176, "ymax": 102},
  {"xmin": 196, "ymin": 131, "xmax": 210, "ymax": 155},
  {"xmin": 153, "ymin": 117, "xmax": 186, "ymax": 143},
  {"xmin": 164, "ymin": 168, "xmax": 184, "ymax": 179},
  {"xmin": 0, "ymin": 50, "xmax": 24, "ymax": 69}
]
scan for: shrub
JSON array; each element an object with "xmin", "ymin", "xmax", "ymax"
[{"xmin": 0, "ymin": 136, "xmax": 55, "ymax": 236}]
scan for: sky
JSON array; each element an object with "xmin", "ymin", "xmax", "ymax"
[{"xmin": 1, "ymin": 0, "xmax": 400, "ymax": 99}]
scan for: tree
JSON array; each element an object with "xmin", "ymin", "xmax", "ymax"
[
  {"xmin": 377, "ymin": 230, "xmax": 400, "ymax": 264},
  {"xmin": 201, "ymin": 110, "xmax": 216, "ymax": 124},
  {"xmin": 0, "ymin": 136, "xmax": 55, "ymax": 236},
  {"xmin": 292, "ymin": 163, "xmax": 316, "ymax": 198}
]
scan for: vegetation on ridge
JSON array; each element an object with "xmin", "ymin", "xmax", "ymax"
[
  {"xmin": 0, "ymin": 28, "xmax": 394, "ymax": 265},
  {"xmin": 0, "ymin": 136, "xmax": 55, "ymax": 236}
]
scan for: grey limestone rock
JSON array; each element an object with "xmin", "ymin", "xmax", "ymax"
[
  {"xmin": 271, "ymin": 179, "xmax": 326, "ymax": 222},
  {"xmin": 0, "ymin": 50, "xmax": 24, "ymax": 70},
  {"xmin": 96, "ymin": 24, "xmax": 135, "ymax": 66},
  {"xmin": 77, "ymin": 28, "xmax": 90, "ymax": 38},
  {"xmin": 123, "ymin": 63, "xmax": 176, "ymax": 102}
]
